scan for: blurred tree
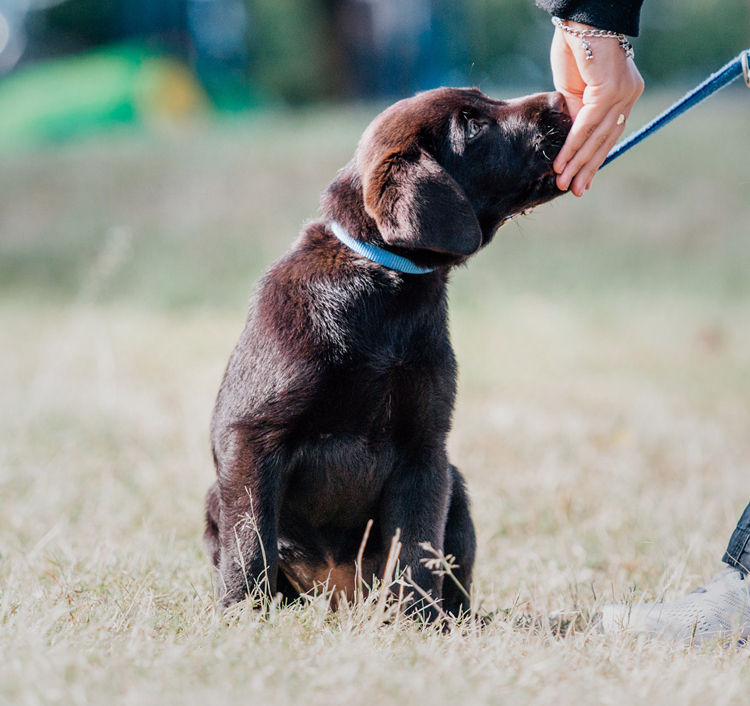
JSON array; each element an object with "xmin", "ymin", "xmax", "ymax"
[
  {"xmin": 249, "ymin": 0, "xmax": 439, "ymax": 102},
  {"xmin": 186, "ymin": 0, "xmax": 253, "ymax": 110},
  {"xmin": 334, "ymin": 0, "xmax": 435, "ymax": 98},
  {"xmin": 7, "ymin": 0, "xmax": 750, "ymax": 106},
  {"xmin": 250, "ymin": 0, "xmax": 331, "ymax": 103},
  {"xmin": 463, "ymin": 0, "xmax": 552, "ymax": 89},
  {"xmin": 42, "ymin": 0, "xmax": 189, "ymax": 48}
]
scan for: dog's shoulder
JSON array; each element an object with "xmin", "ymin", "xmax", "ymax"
[
  {"xmin": 250, "ymin": 222, "xmax": 400, "ymax": 342},
  {"xmin": 215, "ymin": 223, "xmax": 378, "ymax": 417}
]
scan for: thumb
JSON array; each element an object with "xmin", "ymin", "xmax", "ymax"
[{"xmin": 559, "ymin": 91, "xmax": 584, "ymax": 121}]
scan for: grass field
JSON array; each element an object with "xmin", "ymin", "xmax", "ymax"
[{"xmin": 1, "ymin": 90, "xmax": 750, "ymax": 704}]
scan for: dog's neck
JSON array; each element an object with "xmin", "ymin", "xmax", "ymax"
[
  {"xmin": 329, "ymin": 222, "xmax": 435, "ymax": 275},
  {"xmin": 320, "ymin": 167, "xmax": 383, "ymax": 245}
]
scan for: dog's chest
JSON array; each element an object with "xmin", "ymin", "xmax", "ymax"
[
  {"xmin": 283, "ymin": 432, "xmax": 388, "ymax": 527},
  {"xmin": 282, "ymin": 349, "xmax": 453, "ymax": 522}
]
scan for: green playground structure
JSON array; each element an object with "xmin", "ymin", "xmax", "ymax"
[{"xmin": 0, "ymin": 45, "xmax": 208, "ymax": 152}]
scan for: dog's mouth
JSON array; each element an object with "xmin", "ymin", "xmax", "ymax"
[
  {"xmin": 522, "ymin": 168, "xmax": 568, "ymax": 212},
  {"xmin": 537, "ymin": 107, "xmax": 573, "ymax": 167},
  {"xmin": 488, "ymin": 112, "xmax": 573, "ymax": 233},
  {"xmin": 529, "ymin": 108, "xmax": 573, "ymax": 196}
]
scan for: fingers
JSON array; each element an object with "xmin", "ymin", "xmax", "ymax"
[
  {"xmin": 568, "ymin": 114, "xmax": 627, "ymax": 195},
  {"xmin": 553, "ymin": 101, "xmax": 615, "ymax": 177},
  {"xmin": 556, "ymin": 103, "xmax": 630, "ymax": 195}
]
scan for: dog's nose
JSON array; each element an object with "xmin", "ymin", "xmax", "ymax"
[{"xmin": 548, "ymin": 91, "xmax": 569, "ymax": 115}]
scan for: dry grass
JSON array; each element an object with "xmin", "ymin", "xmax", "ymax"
[{"xmin": 1, "ymin": 92, "xmax": 750, "ymax": 704}]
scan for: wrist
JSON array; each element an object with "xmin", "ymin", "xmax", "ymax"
[
  {"xmin": 562, "ymin": 20, "xmax": 598, "ymax": 33},
  {"xmin": 552, "ymin": 18, "xmax": 635, "ymax": 61}
]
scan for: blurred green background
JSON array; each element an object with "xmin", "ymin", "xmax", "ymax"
[
  {"xmin": 0, "ymin": 0, "xmax": 748, "ymax": 311},
  {"xmin": 1, "ymin": 0, "xmax": 749, "ymax": 146}
]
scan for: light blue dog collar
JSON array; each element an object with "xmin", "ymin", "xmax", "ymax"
[{"xmin": 330, "ymin": 222, "xmax": 435, "ymax": 275}]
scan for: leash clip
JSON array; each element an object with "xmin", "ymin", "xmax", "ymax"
[{"xmin": 743, "ymin": 50, "xmax": 750, "ymax": 88}]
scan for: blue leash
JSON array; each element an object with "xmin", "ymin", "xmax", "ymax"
[{"xmin": 602, "ymin": 48, "xmax": 750, "ymax": 168}]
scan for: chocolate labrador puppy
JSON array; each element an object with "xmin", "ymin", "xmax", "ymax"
[{"xmin": 204, "ymin": 87, "xmax": 571, "ymax": 619}]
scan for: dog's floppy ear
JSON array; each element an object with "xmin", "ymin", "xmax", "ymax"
[{"xmin": 361, "ymin": 145, "xmax": 482, "ymax": 257}]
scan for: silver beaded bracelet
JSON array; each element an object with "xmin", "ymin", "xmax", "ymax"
[{"xmin": 552, "ymin": 17, "xmax": 635, "ymax": 61}]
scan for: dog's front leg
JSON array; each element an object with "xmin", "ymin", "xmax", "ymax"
[
  {"xmin": 214, "ymin": 425, "xmax": 284, "ymax": 608},
  {"xmin": 379, "ymin": 458, "xmax": 451, "ymax": 622}
]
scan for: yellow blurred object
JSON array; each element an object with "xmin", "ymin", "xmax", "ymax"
[{"xmin": 136, "ymin": 59, "xmax": 207, "ymax": 121}]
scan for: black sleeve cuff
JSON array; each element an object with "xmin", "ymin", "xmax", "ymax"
[{"xmin": 536, "ymin": 0, "xmax": 645, "ymax": 37}]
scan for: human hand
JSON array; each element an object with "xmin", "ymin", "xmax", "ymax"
[{"xmin": 550, "ymin": 21, "xmax": 644, "ymax": 196}]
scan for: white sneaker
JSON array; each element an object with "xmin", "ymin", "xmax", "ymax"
[{"xmin": 597, "ymin": 567, "xmax": 750, "ymax": 646}]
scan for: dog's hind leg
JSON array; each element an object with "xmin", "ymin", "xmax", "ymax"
[
  {"xmin": 204, "ymin": 481, "xmax": 222, "ymax": 569},
  {"xmin": 274, "ymin": 569, "xmax": 301, "ymax": 604},
  {"xmin": 442, "ymin": 466, "xmax": 476, "ymax": 618}
]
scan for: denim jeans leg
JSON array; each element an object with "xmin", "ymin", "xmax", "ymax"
[{"xmin": 722, "ymin": 502, "xmax": 750, "ymax": 574}]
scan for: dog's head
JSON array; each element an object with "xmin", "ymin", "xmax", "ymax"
[{"xmin": 345, "ymin": 87, "xmax": 571, "ymax": 267}]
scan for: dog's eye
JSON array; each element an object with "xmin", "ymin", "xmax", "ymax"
[{"xmin": 466, "ymin": 119, "xmax": 484, "ymax": 140}]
